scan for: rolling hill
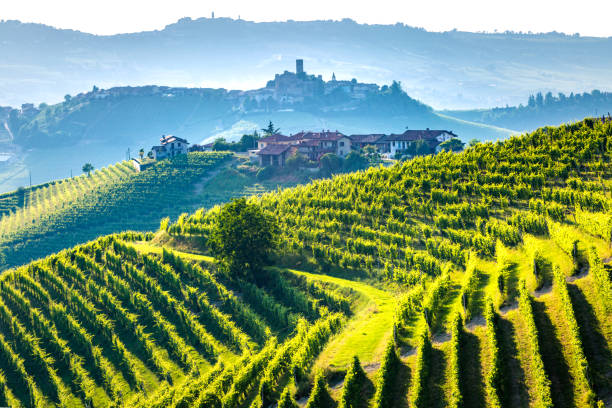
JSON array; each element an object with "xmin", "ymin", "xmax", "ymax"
[
  {"xmin": 0, "ymin": 118, "xmax": 610, "ymax": 407},
  {"xmin": 0, "ymin": 78, "xmax": 513, "ymax": 193},
  {"xmin": 0, "ymin": 151, "xmax": 321, "ymax": 271},
  {"xmin": 0, "ymin": 152, "xmax": 232, "ymax": 270},
  {"xmin": 2, "ymin": 18, "xmax": 612, "ymax": 110},
  {"xmin": 444, "ymin": 89, "xmax": 612, "ymax": 131}
]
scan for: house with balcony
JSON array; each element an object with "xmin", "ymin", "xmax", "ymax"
[{"xmin": 149, "ymin": 135, "xmax": 189, "ymax": 160}]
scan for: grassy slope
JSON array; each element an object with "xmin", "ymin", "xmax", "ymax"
[{"xmin": 294, "ymin": 270, "xmax": 396, "ymax": 368}]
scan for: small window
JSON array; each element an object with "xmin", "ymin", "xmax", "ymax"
[{"xmin": 339, "ymin": 142, "xmax": 344, "ymax": 147}]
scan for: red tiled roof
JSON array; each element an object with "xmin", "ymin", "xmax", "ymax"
[
  {"xmin": 382, "ymin": 130, "xmax": 455, "ymax": 142},
  {"xmin": 259, "ymin": 134, "xmax": 291, "ymax": 143},
  {"xmin": 349, "ymin": 134, "xmax": 386, "ymax": 143},
  {"xmin": 257, "ymin": 144, "xmax": 292, "ymax": 156},
  {"xmin": 294, "ymin": 131, "xmax": 347, "ymax": 141},
  {"xmin": 299, "ymin": 140, "xmax": 320, "ymax": 147},
  {"xmin": 160, "ymin": 135, "xmax": 188, "ymax": 145}
]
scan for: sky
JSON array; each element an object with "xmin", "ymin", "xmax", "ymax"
[{"xmin": 1, "ymin": 0, "xmax": 612, "ymax": 37}]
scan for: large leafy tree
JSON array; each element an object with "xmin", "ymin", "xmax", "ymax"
[
  {"xmin": 208, "ymin": 198, "xmax": 277, "ymax": 279},
  {"xmin": 320, "ymin": 153, "xmax": 342, "ymax": 175},
  {"xmin": 439, "ymin": 138, "xmax": 465, "ymax": 152}
]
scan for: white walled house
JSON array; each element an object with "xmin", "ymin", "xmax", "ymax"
[
  {"xmin": 149, "ymin": 135, "xmax": 189, "ymax": 160},
  {"xmin": 384, "ymin": 130, "xmax": 457, "ymax": 157}
]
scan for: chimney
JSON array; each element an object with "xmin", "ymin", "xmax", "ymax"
[{"xmin": 296, "ymin": 59, "xmax": 304, "ymax": 75}]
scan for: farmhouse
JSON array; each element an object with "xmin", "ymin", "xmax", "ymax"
[
  {"xmin": 254, "ymin": 130, "xmax": 352, "ymax": 166},
  {"xmin": 257, "ymin": 134, "xmax": 296, "ymax": 149},
  {"xmin": 349, "ymin": 134, "xmax": 387, "ymax": 152},
  {"xmin": 149, "ymin": 135, "xmax": 189, "ymax": 160},
  {"xmin": 257, "ymin": 144, "xmax": 294, "ymax": 167},
  {"xmin": 383, "ymin": 129, "xmax": 457, "ymax": 156},
  {"xmin": 293, "ymin": 131, "xmax": 352, "ymax": 158}
]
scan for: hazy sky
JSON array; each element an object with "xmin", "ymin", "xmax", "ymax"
[{"xmin": 2, "ymin": 0, "xmax": 612, "ymax": 37}]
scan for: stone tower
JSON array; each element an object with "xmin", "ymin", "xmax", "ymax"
[{"xmin": 296, "ymin": 59, "xmax": 304, "ymax": 76}]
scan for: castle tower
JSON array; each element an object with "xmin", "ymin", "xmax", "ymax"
[
  {"xmin": 296, "ymin": 59, "xmax": 304, "ymax": 76},
  {"xmin": 332, "ymin": 72, "xmax": 336, "ymax": 81}
]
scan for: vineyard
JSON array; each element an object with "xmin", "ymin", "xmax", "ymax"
[
  {"xmin": 0, "ymin": 152, "xmax": 232, "ymax": 270},
  {"xmin": 0, "ymin": 118, "xmax": 611, "ymax": 407},
  {"xmin": 0, "ymin": 234, "xmax": 353, "ymax": 407}
]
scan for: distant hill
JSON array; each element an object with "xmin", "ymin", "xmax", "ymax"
[
  {"xmin": 444, "ymin": 90, "xmax": 612, "ymax": 131},
  {"xmin": 1, "ymin": 18, "xmax": 612, "ymax": 109},
  {"xmin": 0, "ymin": 79, "xmax": 512, "ymax": 192}
]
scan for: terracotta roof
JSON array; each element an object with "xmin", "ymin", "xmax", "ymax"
[
  {"xmin": 298, "ymin": 140, "xmax": 321, "ymax": 147},
  {"xmin": 160, "ymin": 135, "xmax": 188, "ymax": 145},
  {"xmin": 259, "ymin": 134, "xmax": 291, "ymax": 143},
  {"xmin": 349, "ymin": 134, "xmax": 386, "ymax": 143},
  {"xmin": 292, "ymin": 131, "xmax": 347, "ymax": 141},
  {"xmin": 382, "ymin": 130, "xmax": 455, "ymax": 142},
  {"xmin": 257, "ymin": 144, "xmax": 292, "ymax": 156}
]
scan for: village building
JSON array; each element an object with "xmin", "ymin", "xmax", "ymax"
[
  {"xmin": 348, "ymin": 134, "xmax": 387, "ymax": 152},
  {"xmin": 292, "ymin": 131, "xmax": 352, "ymax": 157},
  {"xmin": 257, "ymin": 134, "xmax": 295, "ymax": 149},
  {"xmin": 383, "ymin": 129, "xmax": 456, "ymax": 156},
  {"xmin": 149, "ymin": 135, "xmax": 189, "ymax": 160},
  {"xmin": 257, "ymin": 144, "xmax": 294, "ymax": 167}
]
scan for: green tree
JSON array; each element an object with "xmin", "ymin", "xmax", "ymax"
[
  {"xmin": 208, "ymin": 198, "xmax": 277, "ymax": 279},
  {"xmin": 305, "ymin": 371, "xmax": 334, "ymax": 408},
  {"xmin": 390, "ymin": 80, "xmax": 403, "ymax": 95},
  {"xmin": 278, "ymin": 386, "xmax": 299, "ymax": 408},
  {"xmin": 439, "ymin": 138, "xmax": 465, "ymax": 152},
  {"xmin": 344, "ymin": 151, "xmax": 368, "ymax": 172},
  {"xmin": 212, "ymin": 137, "xmax": 231, "ymax": 151},
  {"xmin": 139, "ymin": 148, "xmax": 145, "ymax": 160},
  {"xmin": 286, "ymin": 153, "xmax": 308, "ymax": 170},
  {"xmin": 82, "ymin": 163, "xmax": 94, "ymax": 176},
  {"xmin": 339, "ymin": 356, "xmax": 367, "ymax": 408},
  {"xmin": 363, "ymin": 145, "xmax": 381, "ymax": 163},
  {"xmin": 320, "ymin": 153, "xmax": 342, "ymax": 175},
  {"xmin": 468, "ymin": 139, "xmax": 479, "ymax": 147},
  {"xmin": 262, "ymin": 121, "xmax": 280, "ymax": 136},
  {"xmin": 415, "ymin": 139, "xmax": 431, "ymax": 156},
  {"xmin": 239, "ymin": 131, "xmax": 260, "ymax": 150}
]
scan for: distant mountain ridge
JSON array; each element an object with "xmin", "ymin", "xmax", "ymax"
[{"xmin": 1, "ymin": 17, "xmax": 612, "ymax": 109}]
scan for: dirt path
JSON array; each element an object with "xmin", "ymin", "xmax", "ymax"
[{"xmin": 192, "ymin": 159, "xmax": 234, "ymax": 196}]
